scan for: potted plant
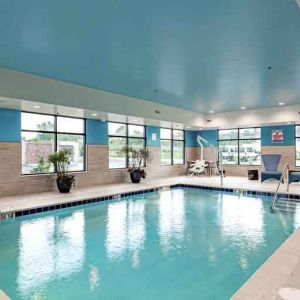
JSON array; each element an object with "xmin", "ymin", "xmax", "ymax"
[
  {"xmin": 48, "ymin": 149, "xmax": 75, "ymax": 193},
  {"xmin": 123, "ymin": 146, "xmax": 149, "ymax": 183}
]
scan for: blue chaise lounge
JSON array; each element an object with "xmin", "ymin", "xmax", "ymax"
[{"xmin": 261, "ymin": 154, "xmax": 282, "ymax": 183}]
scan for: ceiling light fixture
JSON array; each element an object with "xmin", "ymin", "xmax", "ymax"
[
  {"xmin": 33, "ymin": 105, "xmax": 40, "ymax": 109},
  {"xmin": 240, "ymin": 106, "xmax": 246, "ymax": 110},
  {"xmin": 209, "ymin": 110, "xmax": 214, "ymax": 114},
  {"xmin": 91, "ymin": 113, "xmax": 97, "ymax": 117},
  {"xmin": 278, "ymin": 102, "xmax": 285, "ymax": 106}
]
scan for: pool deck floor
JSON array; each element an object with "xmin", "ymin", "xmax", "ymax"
[{"xmin": 1, "ymin": 175, "xmax": 300, "ymax": 299}]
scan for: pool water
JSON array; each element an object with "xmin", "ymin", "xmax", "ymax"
[{"xmin": 1, "ymin": 188, "xmax": 300, "ymax": 300}]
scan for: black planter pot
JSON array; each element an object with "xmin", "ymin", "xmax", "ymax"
[
  {"xmin": 130, "ymin": 171, "xmax": 141, "ymax": 183},
  {"xmin": 56, "ymin": 175, "xmax": 75, "ymax": 193}
]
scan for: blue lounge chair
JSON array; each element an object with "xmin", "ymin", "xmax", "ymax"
[
  {"xmin": 288, "ymin": 171, "xmax": 300, "ymax": 189},
  {"xmin": 261, "ymin": 154, "xmax": 282, "ymax": 182}
]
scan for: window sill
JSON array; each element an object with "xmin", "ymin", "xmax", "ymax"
[
  {"xmin": 222, "ymin": 164, "xmax": 261, "ymax": 167},
  {"xmin": 160, "ymin": 164, "xmax": 185, "ymax": 167},
  {"xmin": 21, "ymin": 170, "xmax": 87, "ymax": 177}
]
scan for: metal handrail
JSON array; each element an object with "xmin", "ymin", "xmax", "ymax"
[
  {"xmin": 196, "ymin": 135, "xmax": 224, "ymax": 187},
  {"xmin": 272, "ymin": 163, "xmax": 289, "ymax": 208},
  {"xmin": 219, "ymin": 151, "xmax": 224, "ymax": 187}
]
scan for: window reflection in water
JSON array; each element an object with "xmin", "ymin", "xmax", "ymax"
[
  {"xmin": 105, "ymin": 201, "xmax": 127, "ymax": 260},
  {"xmin": 105, "ymin": 200, "xmax": 145, "ymax": 268},
  {"xmin": 127, "ymin": 201, "xmax": 145, "ymax": 268},
  {"xmin": 158, "ymin": 190, "xmax": 185, "ymax": 254},
  {"xmin": 17, "ymin": 211, "xmax": 85, "ymax": 296},
  {"xmin": 89, "ymin": 265, "xmax": 100, "ymax": 291},
  {"xmin": 220, "ymin": 194, "xmax": 264, "ymax": 271},
  {"xmin": 221, "ymin": 194, "xmax": 264, "ymax": 245}
]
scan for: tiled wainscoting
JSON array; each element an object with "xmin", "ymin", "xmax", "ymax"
[{"xmin": 0, "ymin": 142, "xmax": 199, "ymax": 197}]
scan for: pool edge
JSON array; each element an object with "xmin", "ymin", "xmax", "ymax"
[
  {"xmin": 1, "ymin": 182, "xmax": 300, "ymax": 220},
  {"xmin": 232, "ymin": 226, "xmax": 300, "ymax": 299}
]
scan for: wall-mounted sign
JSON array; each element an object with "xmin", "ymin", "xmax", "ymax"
[
  {"xmin": 272, "ymin": 129, "xmax": 283, "ymax": 143},
  {"xmin": 151, "ymin": 133, "xmax": 157, "ymax": 141}
]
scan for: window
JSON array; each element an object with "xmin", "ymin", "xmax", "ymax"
[
  {"xmin": 108, "ymin": 122, "xmax": 146, "ymax": 169},
  {"xmin": 218, "ymin": 128, "xmax": 261, "ymax": 165},
  {"xmin": 160, "ymin": 128, "xmax": 185, "ymax": 165},
  {"xmin": 21, "ymin": 112, "xmax": 86, "ymax": 175},
  {"xmin": 295, "ymin": 126, "xmax": 300, "ymax": 166}
]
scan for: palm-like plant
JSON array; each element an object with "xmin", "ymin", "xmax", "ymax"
[
  {"xmin": 48, "ymin": 149, "xmax": 75, "ymax": 193},
  {"xmin": 48, "ymin": 149, "xmax": 72, "ymax": 177},
  {"xmin": 122, "ymin": 146, "xmax": 149, "ymax": 179}
]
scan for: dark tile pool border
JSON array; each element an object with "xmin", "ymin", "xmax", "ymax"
[{"xmin": 1, "ymin": 184, "xmax": 300, "ymax": 221}]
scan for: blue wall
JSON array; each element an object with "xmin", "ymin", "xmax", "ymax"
[
  {"xmin": 261, "ymin": 125, "xmax": 294, "ymax": 146},
  {"xmin": 0, "ymin": 109, "xmax": 21, "ymax": 142},
  {"xmin": 1, "ymin": 108, "xmax": 296, "ymax": 149},
  {"xmin": 185, "ymin": 130, "xmax": 198, "ymax": 147},
  {"xmin": 86, "ymin": 119, "xmax": 108, "ymax": 145},
  {"xmin": 198, "ymin": 130, "xmax": 218, "ymax": 147},
  {"xmin": 146, "ymin": 126, "xmax": 160, "ymax": 146}
]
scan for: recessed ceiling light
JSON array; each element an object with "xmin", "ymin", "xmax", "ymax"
[
  {"xmin": 91, "ymin": 113, "xmax": 97, "ymax": 117},
  {"xmin": 133, "ymin": 119, "xmax": 138, "ymax": 122},
  {"xmin": 209, "ymin": 110, "xmax": 214, "ymax": 114},
  {"xmin": 33, "ymin": 105, "xmax": 40, "ymax": 109},
  {"xmin": 186, "ymin": 126, "xmax": 191, "ymax": 129},
  {"xmin": 287, "ymin": 122, "xmax": 293, "ymax": 125},
  {"xmin": 240, "ymin": 106, "xmax": 246, "ymax": 110},
  {"xmin": 278, "ymin": 102, "xmax": 285, "ymax": 106}
]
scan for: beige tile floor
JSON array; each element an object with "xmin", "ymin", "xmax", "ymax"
[{"xmin": 1, "ymin": 175, "xmax": 300, "ymax": 300}]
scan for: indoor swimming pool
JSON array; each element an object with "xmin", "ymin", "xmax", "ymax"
[{"xmin": 0, "ymin": 187, "xmax": 299, "ymax": 299}]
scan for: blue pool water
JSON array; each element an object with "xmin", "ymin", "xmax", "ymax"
[{"xmin": 0, "ymin": 188, "xmax": 300, "ymax": 300}]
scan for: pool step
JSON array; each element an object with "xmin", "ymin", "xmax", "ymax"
[{"xmin": 273, "ymin": 198, "xmax": 300, "ymax": 213}]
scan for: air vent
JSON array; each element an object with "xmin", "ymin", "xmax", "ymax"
[{"xmin": 206, "ymin": 119, "xmax": 212, "ymax": 123}]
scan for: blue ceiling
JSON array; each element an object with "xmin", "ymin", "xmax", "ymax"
[{"xmin": 1, "ymin": 0, "xmax": 300, "ymax": 113}]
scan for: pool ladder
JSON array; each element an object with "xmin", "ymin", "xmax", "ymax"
[{"xmin": 272, "ymin": 163, "xmax": 300, "ymax": 213}]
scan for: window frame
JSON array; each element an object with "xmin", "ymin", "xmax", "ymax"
[
  {"xmin": 21, "ymin": 111, "xmax": 87, "ymax": 175},
  {"xmin": 108, "ymin": 121, "xmax": 146, "ymax": 170},
  {"xmin": 295, "ymin": 125, "xmax": 300, "ymax": 167},
  {"xmin": 160, "ymin": 128, "xmax": 185, "ymax": 166},
  {"xmin": 218, "ymin": 127, "xmax": 261, "ymax": 166}
]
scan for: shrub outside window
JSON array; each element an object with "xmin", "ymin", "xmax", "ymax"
[
  {"xmin": 108, "ymin": 122, "xmax": 146, "ymax": 169},
  {"xmin": 21, "ymin": 112, "xmax": 86, "ymax": 175},
  {"xmin": 160, "ymin": 129, "xmax": 185, "ymax": 165}
]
